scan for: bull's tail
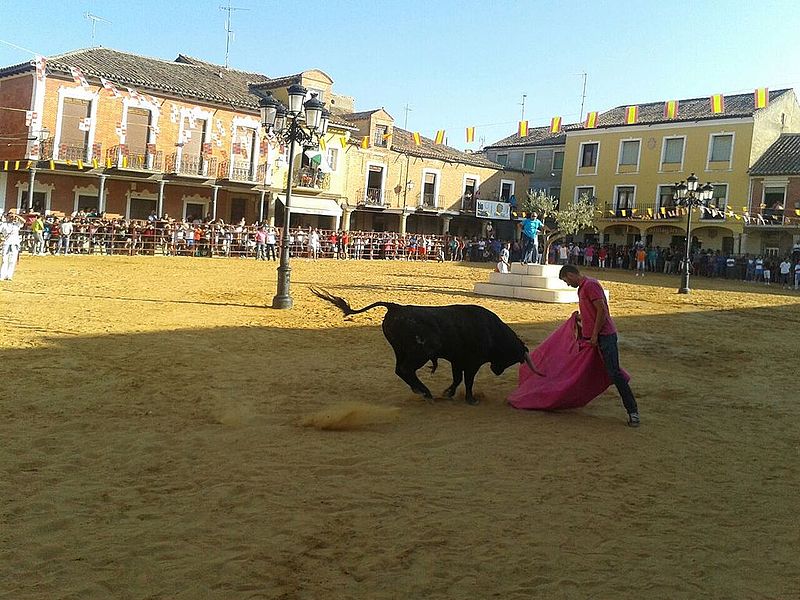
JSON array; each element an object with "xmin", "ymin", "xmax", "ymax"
[{"xmin": 309, "ymin": 287, "xmax": 399, "ymax": 316}]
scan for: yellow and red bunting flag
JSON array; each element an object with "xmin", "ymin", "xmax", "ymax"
[
  {"xmin": 647, "ymin": 208, "xmax": 654, "ymax": 217},
  {"xmin": 382, "ymin": 133, "xmax": 392, "ymax": 141},
  {"xmin": 318, "ymin": 137, "xmax": 326, "ymax": 151},
  {"xmin": 49, "ymin": 159, "xmax": 55, "ymax": 170},
  {"xmin": 518, "ymin": 120, "xmax": 528, "ymax": 137},
  {"xmin": 92, "ymin": 158, "xmax": 98, "ymax": 168},
  {"xmin": 550, "ymin": 116, "xmax": 562, "ymax": 133},
  {"xmin": 584, "ymin": 111, "xmax": 598, "ymax": 128},
  {"xmin": 710, "ymin": 94, "xmax": 725, "ymax": 114},
  {"xmin": 77, "ymin": 159, "xmax": 84, "ymax": 170},
  {"xmin": 625, "ymin": 106, "xmax": 639, "ymax": 124},
  {"xmin": 664, "ymin": 100, "xmax": 679, "ymax": 119},
  {"xmin": 14, "ymin": 160, "xmax": 20, "ymax": 170},
  {"xmin": 2, "ymin": 161, "xmax": 7, "ymax": 171},
  {"xmin": 413, "ymin": 132, "xmax": 421, "ymax": 146},
  {"xmin": 339, "ymin": 135, "xmax": 348, "ymax": 148},
  {"xmin": 361, "ymin": 136, "xmax": 369, "ymax": 149},
  {"xmin": 465, "ymin": 127, "xmax": 475, "ymax": 143},
  {"xmin": 434, "ymin": 130, "xmax": 445, "ymax": 145},
  {"xmin": 755, "ymin": 87, "xmax": 769, "ymax": 109}
]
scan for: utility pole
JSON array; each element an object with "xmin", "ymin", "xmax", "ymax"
[
  {"xmin": 520, "ymin": 94, "xmax": 527, "ymax": 121},
  {"xmin": 84, "ymin": 13, "xmax": 112, "ymax": 47},
  {"xmin": 220, "ymin": 1, "xmax": 249, "ymax": 69}
]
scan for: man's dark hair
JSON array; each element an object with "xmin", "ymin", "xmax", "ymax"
[{"xmin": 559, "ymin": 264, "xmax": 580, "ymax": 278}]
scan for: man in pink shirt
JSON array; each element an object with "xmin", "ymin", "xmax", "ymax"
[{"xmin": 559, "ymin": 264, "xmax": 640, "ymax": 427}]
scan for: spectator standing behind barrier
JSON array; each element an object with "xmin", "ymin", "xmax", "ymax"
[
  {"xmin": 59, "ymin": 218, "xmax": 73, "ymax": 255},
  {"xmin": 265, "ymin": 227, "xmax": 277, "ymax": 261},
  {"xmin": 255, "ymin": 226, "xmax": 267, "ymax": 260},
  {"xmin": 794, "ymin": 260, "xmax": 800, "ymax": 290},
  {"xmin": 30, "ymin": 215, "xmax": 45, "ymax": 255},
  {"xmin": 779, "ymin": 257, "xmax": 791, "ymax": 288}
]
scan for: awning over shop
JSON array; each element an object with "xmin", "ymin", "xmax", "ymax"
[{"xmin": 276, "ymin": 195, "xmax": 342, "ymax": 217}]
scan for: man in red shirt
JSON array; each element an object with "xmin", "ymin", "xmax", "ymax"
[{"xmin": 559, "ymin": 264, "xmax": 641, "ymax": 427}]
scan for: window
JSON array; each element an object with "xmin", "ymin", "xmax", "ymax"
[
  {"xmin": 184, "ymin": 202, "xmax": 207, "ymax": 222},
  {"xmin": 231, "ymin": 126, "xmax": 257, "ymax": 180},
  {"xmin": 19, "ymin": 190, "xmax": 47, "ymax": 213},
  {"xmin": 421, "ymin": 171, "xmax": 439, "ymax": 207},
  {"xmin": 500, "ymin": 180, "xmax": 515, "ymax": 201},
  {"xmin": 374, "ymin": 125, "xmax": 388, "ymax": 147},
  {"xmin": 126, "ymin": 107, "xmax": 150, "ymax": 160},
  {"xmin": 523, "ymin": 152, "xmax": 536, "ymax": 171},
  {"xmin": 230, "ymin": 197, "xmax": 247, "ymax": 223},
  {"xmin": 326, "ymin": 147, "xmax": 338, "ymax": 171},
  {"xmin": 709, "ymin": 134, "xmax": 733, "ymax": 162},
  {"xmin": 701, "ymin": 184, "xmax": 727, "ymax": 219},
  {"xmin": 549, "ymin": 187, "xmax": 561, "ymax": 201},
  {"xmin": 657, "ymin": 185, "xmax": 676, "ymax": 213},
  {"xmin": 76, "ymin": 194, "xmax": 99, "ymax": 213},
  {"xmin": 619, "ymin": 140, "xmax": 640, "ymax": 166},
  {"xmin": 552, "ymin": 151, "xmax": 564, "ymax": 170},
  {"xmin": 662, "ymin": 137, "xmax": 684, "ymax": 164},
  {"xmin": 463, "ymin": 177, "xmax": 478, "ymax": 210},
  {"xmin": 129, "ymin": 197, "xmax": 157, "ymax": 220},
  {"xmin": 580, "ymin": 143, "xmax": 598, "ymax": 168},
  {"xmin": 763, "ymin": 186, "xmax": 785, "ymax": 220},
  {"xmin": 575, "ymin": 186, "xmax": 594, "ymax": 203},
  {"xmin": 307, "ymin": 87, "xmax": 325, "ymax": 102},
  {"xmin": 59, "ymin": 97, "xmax": 91, "ymax": 158},
  {"xmin": 497, "ymin": 153, "xmax": 508, "ymax": 166},
  {"xmin": 614, "ymin": 186, "xmax": 635, "ymax": 215}
]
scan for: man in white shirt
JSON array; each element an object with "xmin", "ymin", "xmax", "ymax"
[
  {"xmin": 59, "ymin": 218, "xmax": 74, "ymax": 255},
  {"xmin": 794, "ymin": 261, "xmax": 800, "ymax": 290},
  {"xmin": 779, "ymin": 258, "xmax": 791, "ymax": 288},
  {"xmin": 1, "ymin": 212, "xmax": 25, "ymax": 281}
]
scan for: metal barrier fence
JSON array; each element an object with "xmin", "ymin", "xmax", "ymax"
[{"xmin": 16, "ymin": 222, "xmax": 454, "ymax": 261}]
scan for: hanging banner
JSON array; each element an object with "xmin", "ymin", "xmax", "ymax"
[
  {"xmin": 476, "ymin": 199, "xmax": 511, "ymax": 220},
  {"xmin": 584, "ymin": 111, "xmax": 598, "ymax": 128},
  {"xmin": 710, "ymin": 94, "xmax": 725, "ymax": 114},
  {"xmin": 70, "ymin": 66, "xmax": 88, "ymax": 88},
  {"xmin": 35, "ymin": 56, "xmax": 46, "ymax": 81},
  {"xmin": 465, "ymin": 127, "xmax": 475, "ymax": 143},
  {"xmin": 550, "ymin": 117, "xmax": 561, "ymax": 133},
  {"xmin": 434, "ymin": 130, "xmax": 445, "ymax": 144},
  {"xmin": 518, "ymin": 120, "xmax": 528, "ymax": 137},
  {"xmin": 413, "ymin": 132, "xmax": 421, "ymax": 145},
  {"xmin": 754, "ymin": 88, "xmax": 768, "ymax": 109},
  {"xmin": 625, "ymin": 106, "xmax": 638, "ymax": 124},
  {"xmin": 664, "ymin": 100, "xmax": 679, "ymax": 119}
]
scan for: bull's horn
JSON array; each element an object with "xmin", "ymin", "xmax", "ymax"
[{"xmin": 524, "ymin": 353, "xmax": 544, "ymax": 376}]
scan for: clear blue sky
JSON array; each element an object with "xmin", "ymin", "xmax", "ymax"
[{"xmin": 2, "ymin": 0, "xmax": 800, "ymax": 148}]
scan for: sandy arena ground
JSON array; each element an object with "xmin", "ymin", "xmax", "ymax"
[{"xmin": 1, "ymin": 254, "xmax": 798, "ymax": 599}]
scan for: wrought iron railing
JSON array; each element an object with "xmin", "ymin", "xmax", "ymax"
[
  {"xmin": 598, "ymin": 201, "xmax": 682, "ymax": 220},
  {"xmin": 106, "ymin": 146, "xmax": 163, "ymax": 171},
  {"xmin": 166, "ymin": 152, "xmax": 216, "ymax": 177},
  {"xmin": 418, "ymin": 192, "xmax": 442, "ymax": 208},
  {"xmin": 293, "ymin": 167, "xmax": 330, "ymax": 190},
  {"xmin": 217, "ymin": 159, "xmax": 257, "ymax": 182},
  {"xmin": 358, "ymin": 188, "xmax": 386, "ymax": 206}
]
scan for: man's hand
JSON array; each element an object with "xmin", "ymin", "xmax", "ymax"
[{"xmin": 589, "ymin": 334, "xmax": 598, "ymax": 346}]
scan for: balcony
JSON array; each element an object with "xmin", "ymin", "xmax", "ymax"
[
  {"xmin": 744, "ymin": 210, "xmax": 798, "ymax": 228},
  {"xmin": 418, "ymin": 192, "xmax": 443, "ymax": 209},
  {"xmin": 106, "ymin": 146, "xmax": 163, "ymax": 171},
  {"xmin": 358, "ymin": 188, "xmax": 387, "ymax": 207},
  {"xmin": 166, "ymin": 152, "xmax": 217, "ymax": 177},
  {"xmin": 292, "ymin": 167, "xmax": 330, "ymax": 192},
  {"xmin": 39, "ymin": 138, "xmax": 88, "ymax": 162},
  {"xmin": 461, "ymin": 194, "xmax": 477, "ymax": 212},
  {"xmin": 218, "ymin": 159, "xmax": 258, "ymax": 182}
]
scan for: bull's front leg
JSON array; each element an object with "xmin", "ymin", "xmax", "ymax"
[
  {"xmin": 443, "ymin": 364, "xmax": 463, "ymax": 398},
  {"xmin": 463, "ymin": 367, "xmax": 479, "ymax": 405}
]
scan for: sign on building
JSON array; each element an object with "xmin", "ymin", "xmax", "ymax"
[{"xmin": 476, "ymin": 199, "xmax": 511, "ymax": 220}]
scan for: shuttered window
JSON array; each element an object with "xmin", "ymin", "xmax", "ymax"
[
  {"xmin": 662, "ymin": 138, "xmax": 684, "ymax": 164},
  {"xmin": 710, "ymin": 134, "xmax": 733, "ymax": 162},
  {"xmin": 126, "ymin": 108, "xmax": 150, "ymax": 157},
  {"xmin": 60, "ymin": 98, "xmax": 90, "ymax": 148},
  {"xmin": 183, "ymin": 118, "xmax": 206, "ymax": 157},
  {"xmin": 619, "ymin": 140, "xmax": 640, "ymax": 166}
]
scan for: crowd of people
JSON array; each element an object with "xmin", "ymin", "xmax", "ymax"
[{"xmin": 4, "ymin": 209, "xmax": 800, "ymax": 290}]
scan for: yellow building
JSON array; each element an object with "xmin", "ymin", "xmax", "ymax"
[
  {"xmin": 560, "ymin": 89, "xmax": 800, "ymax": 252},
  {"xmin": 339, "ymin": 109, "xmax": 529, "ymax": 238}
]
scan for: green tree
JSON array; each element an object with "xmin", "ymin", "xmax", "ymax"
[{"xmin": 520, "ymin": 190, "xmax": 597, "ymax": 260}]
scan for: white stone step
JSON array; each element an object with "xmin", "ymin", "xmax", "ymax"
[
  {"xmin": 474, "ymin": 282, "xmax": 579, "ymax": 303},
  {"xmin": 510, "ymin": 263, "xmax": 564, "ymax": 277},
  {"xmin": 488, "ymin": 272, "xmax": 572, "ymax": 289}
]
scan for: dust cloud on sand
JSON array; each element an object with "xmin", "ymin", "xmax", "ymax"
[{"xmin": 1, "ymin": 256, "xmax": 798, "ymax": 599}]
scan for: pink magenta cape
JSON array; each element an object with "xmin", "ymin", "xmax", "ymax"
[{"xmin": 508, "ymin": 314, "xmax": 629, "ymax": 410}]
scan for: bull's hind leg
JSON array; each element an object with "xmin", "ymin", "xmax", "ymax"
[
  {"xmin": 395, "ymin": 358, "xmax": 433, "ymax": 402},
  {"xmin": 463, "ymin": 367, "xmax": 479, "ymax": 405},
  {"xmin": 443, "ymin": 364, "xmax": 463, "ymax": 398}
]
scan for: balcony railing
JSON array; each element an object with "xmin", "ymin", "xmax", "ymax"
[
  {"xmin": 358, "ymin": 188, "xmax": 386, "ymax": 207},
  {"xmin": 418, "ymin": 192, "xmax": 443, "ymax": 208},
  {"xmin": 39, "ymin": 139, "xmax": 89, "ymax": 162},
  {"xmin": 217, "ymin": 159, "xmax": 257, "ymax": 182},
  {"xmin": 166, "ymin": 152, "xmax": 216, "ymax": 177},
  {"xmin": 743, "ymin": 211, "xmax": 796, "ymax": 227},
  {"xmin": 106, "ymin": 146, "xmax": 163, "ymax": 171},
  {"xmin": 293, "ymin": 167, "xmax": 330, "ymax": 191}
]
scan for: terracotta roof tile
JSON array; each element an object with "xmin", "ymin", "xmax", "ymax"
[{"xmin": 750, "ymin": 134, "xmax": 800, "ymax": 175}]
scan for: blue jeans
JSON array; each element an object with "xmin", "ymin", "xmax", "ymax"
[
  {"xmin": 522, "ymin": 234, "xmax": 539, "ymax": 264},
  {"xmin": 598, "ymin": 333, "xmax": 638, "ymax": 415}
]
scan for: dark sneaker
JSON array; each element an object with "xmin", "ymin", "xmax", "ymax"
[{"xmin": 627, "ymin": 413, "xmax": 641, "ymax": 427}]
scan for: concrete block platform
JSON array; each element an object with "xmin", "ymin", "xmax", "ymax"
[
  {"xmin": 474, "ymin": 261, "xmax": 606, "ymax": 304},
  {"xmin": 474, "ymin": 282, "xmax": 578, "ymax": 303}
]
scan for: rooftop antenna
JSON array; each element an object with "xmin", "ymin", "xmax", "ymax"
[
  {"xmin": 403, "ymin": 103, "xmax": 412, "ymax": 129},
  {"xmin": 220, "ymin": 0, "xmax": 249, "ymax": 69},
  {"xmin": 520, "ymin": 94, "xmax": 527, "ymax": 121},
  {"xmin": 84, "ymin": 13, "xmax": 112, "ymax": 47},
  {"xmin": 577, "ymin": 72, "xmax": 588, "ymax": 123}
]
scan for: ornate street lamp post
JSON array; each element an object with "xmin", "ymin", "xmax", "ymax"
[
  {"xmin": 259, "ymin": 86, "xmax": 329, "ymax": 309},
  {"xmin": 673, "ymin": 173, "xmax": 714, "ymax": 294}
]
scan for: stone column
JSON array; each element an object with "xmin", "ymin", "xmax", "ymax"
[
  {"xmin": 259, "ymin": 190, "xmax": 266, "ymax": 223},
  {"xmin": 342, "ymin": 208, "xmax": 352, "ymax": 231},
  {"xmin": 268, "ymin": 194, "xmax": 276, "ymax": 226},
  {"xmin": 157, "ymin": 179, "xmax": 166, "ymax": 218},
  {"xmin": 27, "ymin": 168, "xmax": 37, "ymax": 211},
  {"xmin": 441, "ymin": 215, "xmax": 452, "ymax": 235},
  {"xmin": 97, "ymin": 174, "xmax": 107, "ymax": 214},
  {"xmin": 399, "ymin": 212, "xmax": 408, "ymax": 235},
  {"xmin": 211, "ymin": 185, "xmax": 219, "ymax": 220}
]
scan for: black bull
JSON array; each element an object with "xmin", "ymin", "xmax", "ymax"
[{"xmin": 310, "ymin": 288, "xmax": 541, "ymax": 405}]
